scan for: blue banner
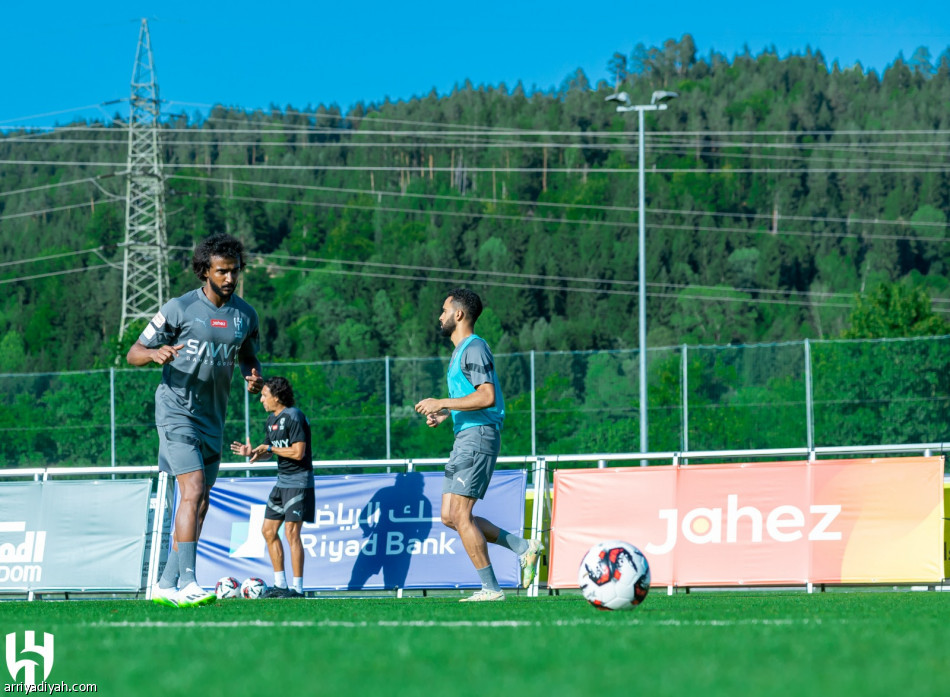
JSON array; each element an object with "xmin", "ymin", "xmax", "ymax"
[{"xmin": 196, "ymin": 469, "xmax": 527, "ymax": 590}]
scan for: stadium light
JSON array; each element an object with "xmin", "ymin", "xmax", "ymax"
[{"xmin": 605, "ymin": 90, "xmax": 678, "ymax": 464}]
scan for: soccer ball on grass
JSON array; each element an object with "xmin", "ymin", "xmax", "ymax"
[
  {"xmin": 577, "ymin": 540, "xmax": 650, "ymax": 611},
  {"xmin": 215, "ymin": 576, "xmax": 240, "ymax": 599},
  {"xmin": 240, "ymin": 577, "xmax": 267, "ymax": 599}
]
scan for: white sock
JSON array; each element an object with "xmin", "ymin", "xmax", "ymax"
[
  {"xmin": 274, "ymin": 570, "xmax": 287, "ymax": 588},
  {"xmin": 293, "ymin": 577, "xmax": 303, "ymax": 593}
]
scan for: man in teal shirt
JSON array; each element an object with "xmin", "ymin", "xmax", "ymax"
[{"xmin": 415, "ymin": 288, "xmax": 543, "ymax": 601}]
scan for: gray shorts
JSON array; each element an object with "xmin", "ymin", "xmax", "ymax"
[
  {"xmin": 443, "ymin": 425, "xmax": 501, "ymax": 499},
  {"xmin": 157, "ymin": 424, "xmax": 222, "ymax": 486}
]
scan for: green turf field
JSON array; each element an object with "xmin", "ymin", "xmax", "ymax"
[{"xmin": 0, "ymin": 590, "xmax": 948, "ymax": 696}]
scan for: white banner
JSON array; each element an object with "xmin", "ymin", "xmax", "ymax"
[{"xmin": 0, "ymin": 480, "xmax": 151, "ymax": 591}]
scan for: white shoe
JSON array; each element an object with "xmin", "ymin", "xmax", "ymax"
[
  {"xmin": 151, "ymin": 583, "xmax": 178, "ymax": 608},
  {"xmin": 176, "ymin": 582, "xmax": 216, "ymax": 608},
  {"xmin": 460, "ymin": 588, "xmax": 505, "ymax": 602},
  {"xmin": 519, "ymin": 539, "xmax": 545, "ymax": 588}
]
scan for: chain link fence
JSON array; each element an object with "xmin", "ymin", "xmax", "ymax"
[{"xmin": 1, "ymin": 335, "xmax": 948, "ymax": 468}]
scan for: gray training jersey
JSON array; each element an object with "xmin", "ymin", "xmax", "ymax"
[{"xmin": 138, "ymin": 288, "xmax": 260, "ymax": 439}]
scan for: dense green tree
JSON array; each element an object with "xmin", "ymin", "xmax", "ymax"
[{"xmin": 843, "ymin": 283, "xmax": 950, "ymax": 338}]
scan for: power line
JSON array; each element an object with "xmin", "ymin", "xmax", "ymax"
[
  {"xmin": 181, "ymin": 191, "xmax": 950, "ymax": 245},
  {"xmin": 0, "ymin": 176, "xmax": 122, "ymax": 199},
  {"xmin": 1, "ymin": 174, "xmax": 943, "ymax": 248},
  {"xmin": 258, "ymin": 251, "xmax": 882, "ymax": 303},
  {"xmin": 5, "ymin": 158, "xmax": 950, "ymax": 175},
  {"xmin": 0, "ymin": 103, "xmax": 119, "ymax": 127},
  {"xmin": 0, "ymin": 247, "xmax": 106, "ymax": 268},
  {"xmin": 0, "ymin": 264, "xmax": 114, "ymax": 286},
  {"xmin": 171, "ymin": 174, "xmax": 950, "ymax": 230},
  {"xmin": 257, "ymin": 259, "xmax": 858, "ymax": 309},
  {"xmin": 0, "ymin": 199, "xmax": 120, "ymax": 222}
]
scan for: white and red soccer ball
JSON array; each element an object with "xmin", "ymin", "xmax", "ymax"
[
  {"xmin": 214, "ymin": 576, "xmax": 240, "ymax": 599},
  {"xmin": 240, "ymin": 577, "xmax": 267, "ymax": 599},
  {"xmin": 577, "ymin": 540, "xmax": 651, "ymax": 611}
]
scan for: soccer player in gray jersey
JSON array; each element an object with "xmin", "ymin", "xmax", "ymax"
[
  {"xmin": 127, "ymin": 233, "xmax": 264, "ymax": 608},
  {"xmin": 231, "ymin": 376, "xmax": 314, "ymax": 598},
  {"xmin": 415, "ymin": 288, "xmax": 543, "ymax": 602}
]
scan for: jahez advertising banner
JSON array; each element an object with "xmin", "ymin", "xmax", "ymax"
[
  {"xmin": 0, "ymin": 480, "xmax": 151, "ymax": 591},
  {"xmin": 196, "ymin": 469, "xmax": 527, "ymax": 590},
  {"xmin": 549, "ymin": 457, "xmax": 944, "ymax": 588}
]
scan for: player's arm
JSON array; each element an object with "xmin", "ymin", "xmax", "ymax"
[
  {"xmin": 237, "ymin": 331, "xmax": 264, "ymax": 393},
  {"xmin": 415, "ymin": 381, "xmax": 495, "ymax": 416},
  {"xmin": 126, "ymin": 340, "xmax": 184, "ymax": 366},
  {"xmin": 267, "ymin": 441, "xmax": 306, "ymax": 460}
]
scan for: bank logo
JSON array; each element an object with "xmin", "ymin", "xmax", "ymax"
[{"xmin": 5, "ymin": 632, "xmax": 54, "ymax": 686}]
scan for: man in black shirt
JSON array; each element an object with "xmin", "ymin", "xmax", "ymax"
[{"xmin": 231, "ymin": 376, "xmax": 313, "ymax": 598}]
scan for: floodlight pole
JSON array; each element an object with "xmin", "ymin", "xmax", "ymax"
[{"xmin": 606, "ymin": 91, "xmax": 677, "ymax": 465}]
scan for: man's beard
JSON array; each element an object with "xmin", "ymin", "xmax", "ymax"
[
  {"xmin": 439, "ymin": 318, "xmax": 454, "ymax": 337},
  {"xmin": 209, "ymin": 278, "xmax": 235, "ymax": 298}
]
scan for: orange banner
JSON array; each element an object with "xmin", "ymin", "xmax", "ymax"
[{"xmin": 549, "ymin": 457, "xmax": 944, "ymax": 588}]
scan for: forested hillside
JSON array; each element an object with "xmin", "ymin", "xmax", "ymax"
[{"xmin": 2, "ymin": 35, "xmax": 950, "ymax": 373}]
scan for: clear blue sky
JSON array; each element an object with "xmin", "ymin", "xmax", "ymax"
[{"xmin": 1, "ymin": 0, "xmax": 948, "ymax": 128}]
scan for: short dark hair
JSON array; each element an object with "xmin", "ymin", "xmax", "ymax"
[
  {"xmin": 447, "ymin": 288, "xmax": 483, "ymax": 324},
  {"xmin": 192, "ymin": 233, "xmax": 246, "ymax": 281},
  {"xmin": 264, "ymin": 376, "xmax": 295, "ymax": 407}
]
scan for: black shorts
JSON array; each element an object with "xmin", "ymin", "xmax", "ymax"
[{"xmin": 264, "ymin": 487, "xmax": 316, "ymax": 523}]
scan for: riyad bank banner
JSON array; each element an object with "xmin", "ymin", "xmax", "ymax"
[
  {"xmin": 196, "ymin": 469, "xmax": 527, "ymax": 590},
  {"xmin": 0, "ymin": 480, "xmax": 151, "ymax": 591},
  {"xmin": 549, "ymin": 457, "xmax": 944, "ymax": 588}
]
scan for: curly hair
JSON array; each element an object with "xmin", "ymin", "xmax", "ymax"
[
  {"xmin": 447, "ymin": 287, "xmax": 483, "ymax": 324},
  {"xmin": 264, "ymin": 376, "xmax": 296, "ymax": 407},
  {"xmin": 192, "ymin": 233, "xmax": 246, "ymax": 281}
]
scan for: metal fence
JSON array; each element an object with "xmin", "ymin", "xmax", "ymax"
[{"xmin": 1, "ymin": 334, "xmax": 948, "ymax": 468}]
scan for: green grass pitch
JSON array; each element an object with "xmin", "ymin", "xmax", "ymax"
[{"xmin": 1, "ymin": 590, "xmax": 948, "ymax": 696}]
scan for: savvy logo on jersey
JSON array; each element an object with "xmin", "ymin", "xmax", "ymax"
[{"xmin": 183, "ymin": 338, "xmax": 238, "ymax": 363}]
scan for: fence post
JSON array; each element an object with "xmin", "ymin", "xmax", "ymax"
[
  {"xmin": 244, "ymin": 384, "xmax": 250, "ymax": 447},
  {"xmin": 530, "ymin": 350, "xmax": 537, "ymax": 456},
  {"xmin": 110, "ymin": 367, "xmax": 117, "ymax": 476},
  {"xmin": 804, "ymin": 338, "xmax": 814, "ymax": 451},
  {"xmin": 681, "ymin": 344, "xmax": 688, "ymax": 457},
  {"xmin": 385, "ymin": 355, "xmax": 391, "ymax": 459}
]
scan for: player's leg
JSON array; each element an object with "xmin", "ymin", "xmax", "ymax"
[
  {"xmin": 173, "ymin": 469, "xmax": 217, "ymax": 606},
  {"xmin": 444, "ymin": 493, "xmax": 504, "ymax": 602},
  {"xmin": 193, "ymin": 452, "xmax": 220, "ymax": 540},
  {"xmin": 443, "ymin": 426, "xmax": 505, "ymax": 601},
  {"xmin": 261, "ymin": 517, "xmax": 287, "ymax": 596},
  {"xmin": 442, "ymin": 493, "xmax": 491, "ymax": 567},
  {"xmin": 154, "ymin": 476, "xmax": 180, "ymax": 603},
  {"xmin": 284, "ymin": 521, "xmax": 305, "ymax": 596},
  {"xmin": 261, "ymin": 487, "xmax": 291, "ymax": 597},
  {"xmin": 284, "ymin": 487, "xmax": 313, "ymax": 596},
  {"xmin": 154, "ymin": 427, "xmax": 215, "ymax": 607},
  {"xmin": 474, "ymin": 515, "xmax": 542, "ymax": 589}
]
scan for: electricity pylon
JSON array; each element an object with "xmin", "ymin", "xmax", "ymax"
[{"xmin": 118, "ymin": 18, "xmax": 169, "ymax": 341}]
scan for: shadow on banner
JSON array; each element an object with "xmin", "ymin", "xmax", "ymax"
[{"xmin": 347, "ymin": 472, "xmax": 432, "ymax": 590}]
